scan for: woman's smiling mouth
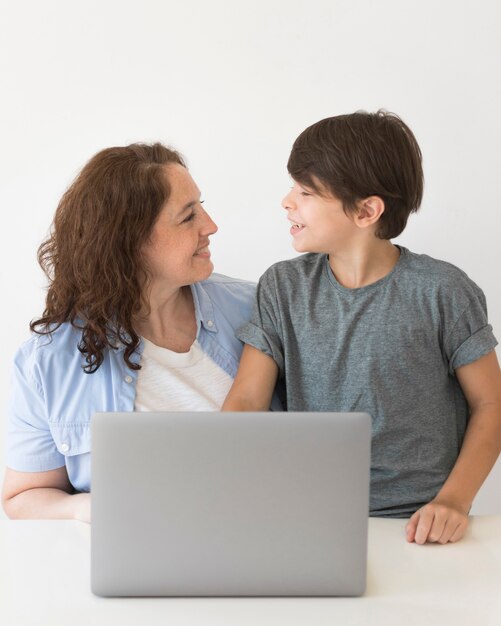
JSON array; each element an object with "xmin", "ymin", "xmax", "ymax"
[{"xmin": 194, "ymin": 244, "xmax": 211, "ymax": 257}]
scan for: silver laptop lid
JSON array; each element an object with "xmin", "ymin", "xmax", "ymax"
[{"xmin": 91, "ymin": 411, "xmax": 371, "ymax": 597}]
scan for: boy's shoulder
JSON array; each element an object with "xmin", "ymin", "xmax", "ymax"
[
  {"xmin": 400, "ymin": 248, "xmax": 483, "ymax": 292},
  {"xmin": 262, "ymin": 253, "xmax": 325, "ymax": 282},
  {"xmin": 399, "ymin": 248, "xmax": 488, "ymax": 318}
]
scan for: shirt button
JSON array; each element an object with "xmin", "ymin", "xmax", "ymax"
[
  {"xmin": 207, "ymin": 320, "xmax": 214, "ymax": 328},
  {"xmin": 124, "ymin": 375, "xmax": 133, "ymax": 384},
  {"xmin": 61, "ymin": 443, "xmax": 70, "ymax": 453}
]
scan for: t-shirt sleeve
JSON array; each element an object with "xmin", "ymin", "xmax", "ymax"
[
  {"xmin": 5, "ymin": 341, "xmax": 66, "ymax": 472},
  {"xmin": 444, "ymin": 284, "xmax": 498, "ymax": 374},
  {"xmin": 236, "ymin": 268, "xmax": 285, "ymax": 378}
]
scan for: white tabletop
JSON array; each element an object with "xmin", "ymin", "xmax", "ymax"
[{"xmin": 1, "ymin": 516, "xmax": 500, "ymax": 626}]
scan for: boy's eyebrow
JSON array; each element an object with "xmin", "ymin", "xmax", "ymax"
[
  {"xmin": 297, "ymin": 182, "xmax": 317, "ymax": 193},
  {"xmin": 299, "ymin": 176, "xmax": 331, "ymax": 197}
]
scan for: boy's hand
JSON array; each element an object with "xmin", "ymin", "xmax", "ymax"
[{"xmin": 405, "ymin": 499, "xmax": 469, "ymax": 545}]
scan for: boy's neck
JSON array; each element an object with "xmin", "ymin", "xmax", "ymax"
[{"xmin": 328, "ymin": 240, "xmax": 401, "ymax": 289}]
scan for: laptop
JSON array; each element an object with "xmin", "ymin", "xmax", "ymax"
[{"xmin": 91, "ymin": 411, "xmax": 371, "ymax": 597}]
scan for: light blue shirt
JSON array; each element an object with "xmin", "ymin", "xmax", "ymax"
[{"xmin": 6, "ymin": 274, "xmax": 256, "ymax": 492}]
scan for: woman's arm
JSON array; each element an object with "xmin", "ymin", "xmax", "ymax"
[
  {"xmin": 222, "ymin": 344, "xmax": 279, "ymax": 411},
  {"xmin": 406, "ymin": 350, "xmax": 501, "ymax": 544},
  {"xmin": 2, "ymin": 467, "xmax": 91, "ymax": 523}
]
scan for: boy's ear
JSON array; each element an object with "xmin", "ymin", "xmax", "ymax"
[{"xmin": 354, "ymin": 196, "xmax": 385, "ymax": 229}]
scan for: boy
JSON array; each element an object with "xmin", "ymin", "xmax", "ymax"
[{"xmin": 223, "ymin": 110, "xmax": 501, "ymax": 544}]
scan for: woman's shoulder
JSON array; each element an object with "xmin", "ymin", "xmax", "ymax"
[
  {"xmin": 13, "ymin": 323, "xmax": 83, "ymax": 373},
  {"xmin": 193, "ymin": 273, "xmax": 257, "ymax": 334},
  {"xmin": 196, "ymin": 273, "xmax": 256, "ymax": 306},
  {"xmin": 201, "ymin": 272, "xmax": 256, "ymax": 288}
]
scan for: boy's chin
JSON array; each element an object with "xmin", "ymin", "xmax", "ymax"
[
  {"xmin": 292, "ymin": 240, "xmax": 308, "ymax": 253},
  {"xmin": 292, "ymin": 240, "xmax": 318, "ymax": 254}
]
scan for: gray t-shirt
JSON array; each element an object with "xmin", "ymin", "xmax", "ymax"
[{"xmin": 237, "ymin": 247, "xmax": 498, "ymax": 518}]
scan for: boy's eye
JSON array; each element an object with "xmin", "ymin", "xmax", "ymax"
[{"xmin": 300, "ymin": 191, "xmax": 312, "ymax": 197}]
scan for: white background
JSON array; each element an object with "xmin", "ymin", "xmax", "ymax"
[{"xmin": 1, "ymin": 0, "xmax": 500, "ymax": 518}]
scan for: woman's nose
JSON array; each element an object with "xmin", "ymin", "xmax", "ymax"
[{"xmin": 202, "ymin": 209, "xmax": 218, "ymax": 235}]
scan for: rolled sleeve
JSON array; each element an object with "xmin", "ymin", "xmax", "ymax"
[
  {"xmin": 5, "ymin": 341, "xmax": 65, "ymax": 472},
  {"xmin": 235, "ymin": 270, "xmax": 285, "ymax": 378},
  {"xmin": 448, "ymin": 324, "xmax": 498, "ymax": 373},
  {"xmin": 236, "ymin": 322, "xmax": 285, "ymax": 377},
  {"xmin": 444, "ymin": 286, "xmax": 498, "ymax": 374}
]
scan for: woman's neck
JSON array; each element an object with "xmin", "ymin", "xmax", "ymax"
[{"xmin": 134, "ymin": 285, "xmax": 197, "ymax": 353}]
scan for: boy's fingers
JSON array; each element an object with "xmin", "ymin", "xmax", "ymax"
[
  {"xmin": 436, "ymin": 517, "xmax": 458, "ymax": 544},
  {"xmin": 439, "ymin": 514, "xmax": 468, "ymax": 544},
  {"xmin": 427, "ymin": 510, "xmax": 448, "ymax": 543},
  {"xmin": 414, "ymin": 508, "xmax": 435, "ymax": 544},
  {"xmin": 405, "ymin": 511, "xmax": 419, "ymax": 542},
  {"xmin": 409, "ymin": 504, "xmax": 469, "ymax": 545},
  {"xmin": 448, "ymin": 519, "xmax": 467, "ymax": 543}
]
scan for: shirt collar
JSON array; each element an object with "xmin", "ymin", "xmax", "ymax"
[
  {"xmin": 190, "ymin": 282, "xmax": 218, "ymax": 334},
  {"xmin": 109, "ymin": 281, "xmax": 217, "ymax": 350}
]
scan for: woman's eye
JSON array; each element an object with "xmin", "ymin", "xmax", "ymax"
[
  {"xmin": 300, "ymin": 191, "xmax": 311, "ymax": 197},
  {"xmin": 181, "ymin": 200, "xmax": 204, "ymax": 223}
]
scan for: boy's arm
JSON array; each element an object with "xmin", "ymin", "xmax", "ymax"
[
  {"xmin": 222, "ymin": 344, "xmax": 279, "ymax": 411},
  {"xmin": 406, "ymin": 350, "xmax": 501, "ymax": 545}
]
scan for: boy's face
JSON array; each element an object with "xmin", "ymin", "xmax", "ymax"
[{"xmin": 282, "ymin": 179, "xmax": 359, "ymax": 255}]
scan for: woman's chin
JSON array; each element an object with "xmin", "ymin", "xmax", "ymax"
[{"xmin": 196, "ymin": 259, "xmax": 214, "ymax": 281}]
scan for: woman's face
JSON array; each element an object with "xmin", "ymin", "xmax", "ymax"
[{"xmin": 141, "ymin": 164, "xmax": 218, "ymax": 291}]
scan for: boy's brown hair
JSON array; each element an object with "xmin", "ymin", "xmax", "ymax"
[{"xmin": 287, "ymin": 110, "xmax": 424, "ymax": 239}]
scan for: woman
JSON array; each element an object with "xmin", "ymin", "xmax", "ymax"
[{"xmin": 2, "ymin": 143, "xmax": 255, "ymax": 523}]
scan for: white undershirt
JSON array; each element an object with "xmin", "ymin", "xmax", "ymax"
[{"xmin": 134, "ymin": 338, "xmax": 233, "ymax": 412}]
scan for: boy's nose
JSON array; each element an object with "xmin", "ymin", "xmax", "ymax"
[{"xmin": 281, "ymin": 190, "xmax": 294, "ymax": 210}]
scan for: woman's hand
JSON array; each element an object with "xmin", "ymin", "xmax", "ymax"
[{"xmin": 72, "ymin": 492, "xmax": 91, "ymax": 523}]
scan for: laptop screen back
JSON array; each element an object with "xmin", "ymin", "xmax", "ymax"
[{"xmin": 91, "ymin": 411, "xmax": 371, "ymax": 597}]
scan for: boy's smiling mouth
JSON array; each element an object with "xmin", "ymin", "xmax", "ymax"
[{"xmin": 289, "ymin": 220, "xmax": 306, "ymax": 238}]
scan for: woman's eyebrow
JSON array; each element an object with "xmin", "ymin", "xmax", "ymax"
[
  {"xmin": 177, "ymin": 200, "xmax": 198, "ymax": 216},
  {"xmin": 178, "ymin": 193, "xmax": 202, "ymax": 215}
]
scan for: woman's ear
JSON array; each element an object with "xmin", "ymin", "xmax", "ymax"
[{"xmin": 354, "ymin": 196, "xmax": 385, "ymax": 229}]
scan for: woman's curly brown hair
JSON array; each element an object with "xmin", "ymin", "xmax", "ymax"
[{"xmin": 30, "ymin": 142, "xmax": 185, "ymax": 373}]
